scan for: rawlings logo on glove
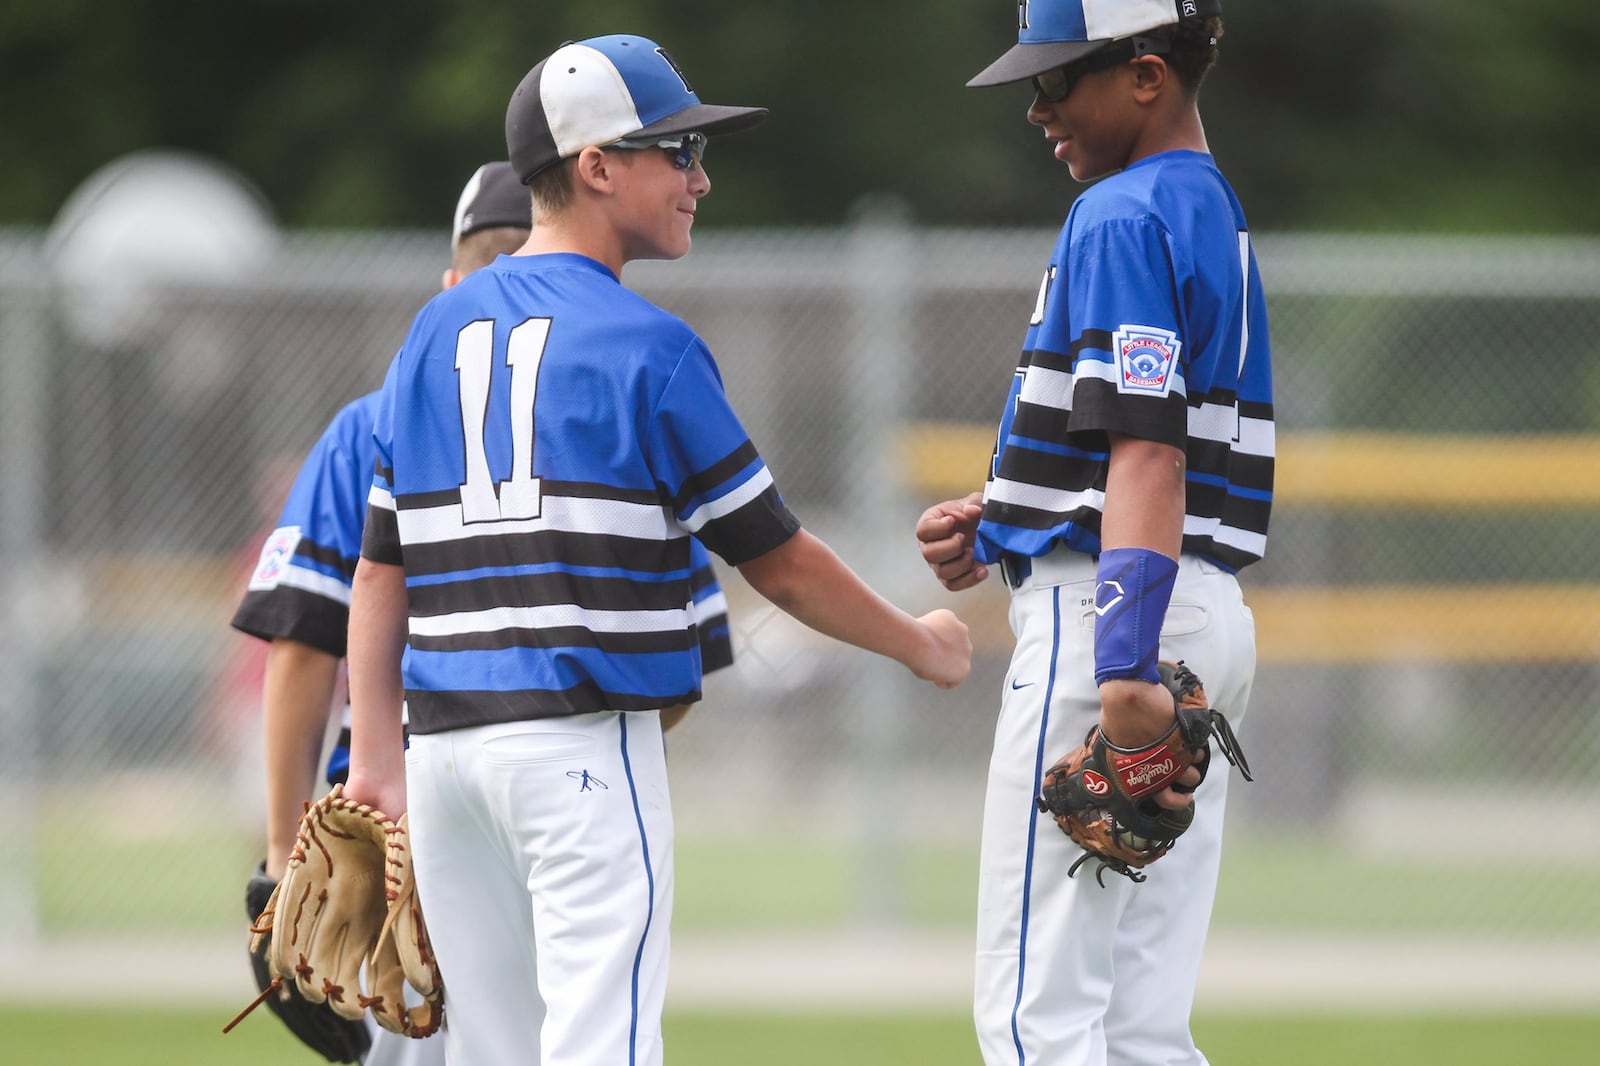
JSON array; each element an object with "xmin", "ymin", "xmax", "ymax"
[
  {"xmin": 1037, "ymin": 660, "xmax": 1251, "ymax": 884},
  {"xmin": 225, "ymin": 785, "xmax": 444, "ymax": 1042},
  {"xmin": 1118, "ymin": 752, "xmax": 1183, "ymax": 794}
]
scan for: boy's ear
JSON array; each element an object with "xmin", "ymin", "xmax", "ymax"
[
  {"xmin": 1129, "ymin": 55, "xmax": 1169, "ymax": 100},
  {"xmin": 572, "ymin": 146, "xmax": 616, "ymax": 195}
]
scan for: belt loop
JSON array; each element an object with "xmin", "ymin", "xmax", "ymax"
[{"xmin": 1000, "ymin": 553, "xmax": 1031, "ymax": 589}]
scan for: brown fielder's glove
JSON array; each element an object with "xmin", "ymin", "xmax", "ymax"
[
  {"xmin": 240, "ymin": 861, "xmax": 371, "ymax": 1062},
  {"xmin": 367, "ymin": 812, "xmax": 444, "ymax": 1037},
  {"xmin": 225, "ymin": 785, "xmax": 444, "ymax": 1040},
  {"xmin": 1037, "ymin": 661, "xmax": 1252, "ymax": 884}
]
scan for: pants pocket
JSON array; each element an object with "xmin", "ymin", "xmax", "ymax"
[
  {"xmin": 480, "ymin": 731, "xmax": 597, "ymax": 765},
  {"xmin": 1076, "ymin": 601, "xmax": 1210, "ymax": 636}
]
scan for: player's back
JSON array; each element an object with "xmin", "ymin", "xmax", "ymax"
[
  {"xmin": 391, "ymin": 251, "xmax": 699, "ymax": 499},
  {"xmin": 371, "ymin": 251, "xmax": 752, "ymax": 729}
]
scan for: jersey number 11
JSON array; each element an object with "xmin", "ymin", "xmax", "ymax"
[{"xmin": 455, "ymin": 317, "xmax": 551, "ymax": 524}]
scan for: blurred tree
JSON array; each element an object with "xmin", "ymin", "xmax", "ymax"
[{"xmin": 1, "ymin": 0, "xmax": 1595, "ymax": 232}]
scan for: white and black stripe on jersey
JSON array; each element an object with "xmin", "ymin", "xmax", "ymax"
[
  {"xmin": 364, "ymin": 470, "xmax": 792, "ymax": 730},
  {"xmin": 973, "ymin": 150, "xmax": 1275, "ymax": 574},
  {"xmin": 234, "ymin": 535, "xmax": 357, "ymax": 654},
  {"xmin": 366, "ymin": 252, "xmax": 796, "ymax": 733}
]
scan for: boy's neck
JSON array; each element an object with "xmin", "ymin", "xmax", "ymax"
[
  {"xmin": 1127, "ymin": 106, "xmax": 1208, "ymax": 169},
  {"xmin": 516, "ymin": 211, "xmax": 627, "ymax": 277}
]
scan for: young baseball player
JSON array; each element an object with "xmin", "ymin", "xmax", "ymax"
[
  {"xmin": 232, "ymin": 158, "xmax": 737, "ymax": 1063},
  {"xmin": 916, "ymin": 2, "xmax": 1274, "ymax": 1063},
  {"xmin": 341, "ymin": 33, "xmax": 972, "ymax": 1066}
]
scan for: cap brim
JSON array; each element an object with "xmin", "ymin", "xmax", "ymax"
[
  {"xmin": 635, "ymin": 103, "xmax": 768, "ymax": 139},
  {"xmin": 966, "ymin": 40, "xmax": 1105, "ymax": 87}
]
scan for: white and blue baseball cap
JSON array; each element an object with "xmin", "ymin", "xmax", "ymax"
[
  {"xmin": 506, "ymin": 35, "xmax": 768, "ymax": 182},
  {"xmin": 968, "ymin": 0, "xmax": 1221, "ymax": 87}
]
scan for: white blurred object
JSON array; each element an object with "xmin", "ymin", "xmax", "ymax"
[{"xmin": 45, "ymin": 149, "xmax": 278, "ymax": 349}]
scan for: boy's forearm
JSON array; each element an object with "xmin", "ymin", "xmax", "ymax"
[
  {"xmin": 346, "ymin": 559, "xmax": 410, "ymax": 792},
  {"xmin": 738, "ymin": 529, "xmax": 929, "ymax": 664},
  {"xmin": 261, "ymin": 639, "xmax": 340, "ymax": 879}
]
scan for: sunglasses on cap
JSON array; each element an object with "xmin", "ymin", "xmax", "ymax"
[
  {"xmin": 604, "ymin": 131, "xmax": 708, "ymax": 170},
  {"xmin": 1030, "ymin": 34, "xmax": 1171, "ymax": 103}
]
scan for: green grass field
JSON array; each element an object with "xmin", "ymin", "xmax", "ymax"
[
  {"xmin": 22, "ymin": 795, "xmax": 1599, "ymax": 1065},
  {"xmin": 8, "ymin": 1005, "xmax": 1599, "ymax": 1066},
  {"xmin": 35, "ymin": 822, "xmax": 1600, "ymax": 937}
]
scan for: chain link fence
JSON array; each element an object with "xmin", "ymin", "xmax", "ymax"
[{"xmin": 2, "ymin": 217, "xmax": 1597, "ymax": 971}]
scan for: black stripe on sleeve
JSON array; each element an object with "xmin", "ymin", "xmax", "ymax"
[
  {"xmin": 1068, "ymin": 379, "xmax": 1189, "ymax": 449},
  {"xmin": 362, "ymin": 502, "xmax": 404, "ymax": 565},
  {"xmin": 666, "ymin": 442, "xmax": 762, "ymax": 516},
  {"xmin": 231, "ymin": 588, "xmax": 350, "ymax": 657},
  {"xmin": 692, "ymin": 486, "xmax": 802, "ymax": 566}
]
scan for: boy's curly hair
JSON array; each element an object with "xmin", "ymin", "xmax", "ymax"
[{"xmin": 1164, "ymin": 16, "xmax": 1224, "ymax": 91}]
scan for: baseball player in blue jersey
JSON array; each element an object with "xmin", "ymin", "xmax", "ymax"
[
  {"xmin": 232, "ymin": 158, "xmax": 737, "ymax": 1063},
  {"xmin": 916, "ymin": 3, "xmax": 1274, "ymax": 1064},
  {"xmin": 341, "ymin": 33, "xmax": 971, "ymax": 1066}
]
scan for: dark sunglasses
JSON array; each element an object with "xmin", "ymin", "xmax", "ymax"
[
  {"xmin": 604, "ymin": 131, "xmax": 708, "ymax": 171},
  {"xmin": 1030, "ymin": 34, "xmax": 1170, "ymax": 102}
]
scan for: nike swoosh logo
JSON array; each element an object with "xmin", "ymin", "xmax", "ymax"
[{"xmin": 1010, "ymin": 679, "xmax": 1035, "ymax": 690}]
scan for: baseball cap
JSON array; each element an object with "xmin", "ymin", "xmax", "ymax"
[
  {"xmin": 506, "ymin": 35, "xmax": 768, "ymax": 183},
  {"xmin": 968, "ymin": 0, "xmax": 1221, "ymax": 87},
  {"xmin": 451, "ymin": 161, "xmax": 531, "ymax": 252}
]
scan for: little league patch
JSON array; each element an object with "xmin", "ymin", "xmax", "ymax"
[
  {"xmin": 1112, "ymin": 324, "xmax": 1182, "ymax": 397},
  {"xmin": 247, "ymin": 526, "xmax": 301, "ymax": 589}
]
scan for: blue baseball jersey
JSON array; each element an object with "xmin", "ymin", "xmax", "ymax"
[
  {"xmin": 974, "ymin": 149, "xmax": 1275, "ymax": 572},
  {"xmin": 237, "ymin": 382, "xmax": 738, "ymax": 775},
  {"xmin": 364, "ymin": 252, "xmax": 795, "ymax": 734}
]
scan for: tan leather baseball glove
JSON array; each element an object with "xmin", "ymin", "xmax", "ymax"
[
  {"xmin": 367, "ymin": 812, "xmax": 443, "ymax": 1037},
  {"xmin": 225, "ymin": 785, "xmax": 444, "ymax": 1040}
]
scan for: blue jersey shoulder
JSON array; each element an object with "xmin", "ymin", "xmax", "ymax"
[{"xmin": 231, "ymin": 390, "xmax": 382, "ymax": 654}]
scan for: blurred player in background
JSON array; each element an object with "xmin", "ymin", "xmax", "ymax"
[
  {"xmin": 342, "ymin": 33, "xmax": 971, "ymax": 1066},
  {"xmin": 231, "ymin": 158, "xmax": 735, "ymax": 1062},
  {"xmin": 916, "ymin": 2, "xmax": 1274, "ymax": 1063}
]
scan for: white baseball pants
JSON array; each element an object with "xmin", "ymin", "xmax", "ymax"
[
  {"xmin": 404, "ymin": 710, "xmax": 673, "ymax": 1066},
  {"xmin": 975, "ymin": 551, "xmax": 1256, "ymax": 1066}
]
